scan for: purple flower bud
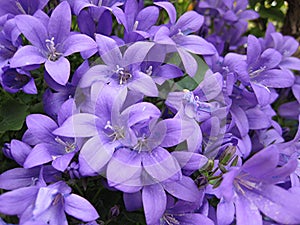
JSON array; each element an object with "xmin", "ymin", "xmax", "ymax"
[
  {"xmin": 109, "ymin": 205, "xmax": 120, "ymax": 218},
  {"xmin": 0, "ymin": 67, "xmax": 37, "ymax": 94},
  {"xmin": 2, "ymin": 143, "xmax": 13, "ymax": 160}
]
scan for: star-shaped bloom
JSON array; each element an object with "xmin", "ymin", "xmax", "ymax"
[
  {"xmin": 79, "ymin": 34, "xmax": 158, "ymax": 97},
  {"xmin": 9, "ymin": 1, "xmax": 97, "ymax": 85},
  {"xmin": 0, "ymin": 181, "xmax": 99, "ymax": 225}
]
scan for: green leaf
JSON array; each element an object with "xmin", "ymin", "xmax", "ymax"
[
  {"xmin": 176, "ymin": 54, "xmax": 208, "ymax": 90},
  {"xmin": 259, "ymin": 6, "xmax": 285, "ymax": 22},
  {"xmin": 0, "ymin": 99, "xmax": 29, "ymax": 132}
]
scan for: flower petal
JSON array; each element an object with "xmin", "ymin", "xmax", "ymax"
[
  {"xmin": 142, "ymin": 183, "xmax": 166, "ymax": 225},
  {"xmin": 107, "ymin": 147, "xmax": 143, "ymax": 192},
  {"xmin": 0, "ymin": 186, "xmax": 38, "ymax": 215},
  {"xmin": 48, "ymin": 1, "xmax": 71, "ymax": 44},
  {"xmin": 15, "ymin": 15, "xmax": 48, "ymax": 49},
  {"xmin": 63, "ymin": 34, "xmax": 97, "ymax": 56},
  {"xmin": 45, "ymin": 57, "xmax": 70, "ymax": 85},
  {"xmin": 79, "ymin": 136, "xmax": 116, "ymax": 174},
  {"xmin": 142, "ymin": 147, "xmax": 181, "ymax": 182},
  {"xmin": 53, "ymin": 114, "xmax": 100, "ymax": 137},
  {"xmin": 64, "ymin": 194, "xmax": 99, "ymax": 222},
  {"xmin": 10, "ymin": 45, "xmax": 46, "ymax": 68},
  {"xmin": 163, "ymin": 176, "xmax": 201, "ymax": 202}
]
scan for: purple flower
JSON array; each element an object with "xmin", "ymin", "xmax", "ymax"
[
  {"xmin": 9, "ymin": 1, "xmax": 97, "ymax": 85},
  {"xmin": 196, "ymin": 0, "xmax": 258, "ymax": 54},
  {"xmin": 115, "ymin": 0, "xmax": 159, "ymax": 43},
  {"xmin": 0, "ymin": 0, "xmax": 49, "ymax": 17},
  {"xmin": 0, "ymin": 66, "xmax": 37, "ymax": 94},
  {"xmin": 215, "ymin": 145, "xmax": 300, "ymax": 225},
  {"xmin": 261, "ymin": 23, "xmax": 300, "ymax": 71},
  {"xmin": 53, "ymin": 86, "xmax": 161, "ymax": 176},
  {"xmin": 161, "ymin": 199, "xmax": 214, "ymax": 225},
  {"xmin": 80, "ymin": 34, "xmax": 158, "ymax": 96},
  {"xmin": 43, "ymin": 60, "xmax": 90, "ymax": 119},
  {"xmin": 22, "ymin": 99, "xmax": 80, "ymax": 172},
  {"xmin": 123, "ymin": 176, "xmax": 203, "ymax": 225},
  {"xmin": 166, "ymin": 72, "xmax": 225, "ymax": 152},
  {"xmin": 153, "ymin": 1, "xmax": 216, "ymax": 76},
  {"xmin": 0, "ymin": 181, "xmax": 99, "ymax": 224}
]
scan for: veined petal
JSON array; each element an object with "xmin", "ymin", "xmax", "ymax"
[
  {"xmin": 0, "ymin": 167, "xmax": 40, "ymax": 190},
  {"xmin": 10, "ymin": 139, "xmax": 32, "ymax": 166},
  {"xmin": 95, "ymin": 34, "xmax": 122, "ymax": 66},
  {"xmin": 154, "ymin": 118, "xmax": 194, "ymax": 148},
  {"xmin": 63, "ymin": 34, "xmax": 97, "ymax": 56},
  {"xmin": 23, "ymin": 143, "xmax": 53, "ymax": 168},
  {"xmin": 142, "ymin": 183, "xmax": 167, "ymax": 225},
  {"xmin": 48, "ymin": 1, "xmax": 71, "ymax": 44},
  {"xmin": 177, "ymin": 47, "xmax": 197, "ymax": 77},
  {"xmin": 64, "ymin": 194, "xmax": 99, "ymax": 221},
  {"xmin": 79, "ymin": 136, "xmax": 116, "ymax": 173},
  {"xmin": 136, "ymin": 6, "xmax": 159, "ymax": 30},
  {"xmin": 217, "ymin": 198, "xmax": 235, "ymax": 225},
  {"xmin": 14, "ymin": 15, "xmax": 48, "ymax": 49},
  {"xmin": 172, "ymin": 151, "xmax": 208, "ymax": 171},
  {"xmin": 230, "ymin": 105, "xmax": 249, "ymax": 137},
  {"xmin": 174, "ymin": 35, "xmax": 216, "ymax": 55},
  {"xmin": 142, "ymin": 147, "xmax": 181, "ymax": 182},
  {"xmin": 235, "ymin": 195, "xmax": 262, "ymax": 225},
  {"xmin": 280, "ymin": 57, "xmax": 300, "ymax": 71},
  {"xmin": 45, "ymin": 57, "xmax": 70, "ymax": 85},
  {"xmin": 33, "ymin": 187, "xmax": 56, "ymax": 217},
  {"xmin": 245, "ymin": 185, "xmax": 300, "ymax": 224},
  {"xmin": 173, "ymin": 11, "xmax": 204, "ymax": 34},
  {"xmin": 127, "ymin": 71, "xmax": 158, "ymax": 97},
  {"xmin": 154, "ymin": 2, "xmax": 176, "ymax": 24},
  {"xmin": 0, "ymin": 186, "xmax": 38, "ymax": 215},
  {"xmin": 123, "ymin": 41, "xmax": 154, "ymax": 67},
  {"xmin": 121, "ymin": 102, "xmax": 161, "ymax": 127},
  {"xmin": 26, "ymin": 114, "xmax": 57, "ymax": 143},
  {"xmin": 9, "ymin": 45, "xmax": 46, "ymax": 68},
  {"xmin": 162, "ymin": 176, "xmax": 201, "ymax": 202},
  {"xmin": 107, "ymin": 147, "xmax": 143, "ymax": 192},
  {"xmin": 245, "ymin": 107, "xmax": 271, "ymax": 130},
  {"xmin": 253, "ymin": 69, "xmax": 295, "ymax": 88},
  {"xmin": 53, "ymin": 114, "xmax": 100, "ymax": 137},
  {"xmin": 247, "ymin": 35, "xmax": 261, "ymax": 66},
  {"xmin": 79, "ymin": 64, "xmax": 111, "ymax": 88}
]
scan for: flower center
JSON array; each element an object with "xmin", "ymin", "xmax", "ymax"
[
  {"xmin": 146, "ymin": 66, "xmax": 153, "ymax": 76},
  {"xmin": 52, "ymin": 193, "xmax": 63, "ymax": 206},
  {"xmin": 162, "ymin": 214, "xmax": 180, "ymax": 225},
  {"xmin": 55, "ymin": 137, "xmax": 76, "ymax": 153},
  {"xmin": 45, "ymin": 37, "xmax": 62, "ymax": 61},
  {"xmin": 16, "ymin": 1, "xmax": 26, "ymax": 14},
  {"xmin": 104, "ymin": 121, "xmax": 125, "ymax": 141},
  {"xmin": 183, "ymin": 90, "xmax": 212, "ymax": 113},
  {"xmin": 249, "ymin": 66, "xmax": 266, "ymax": 78},
  {"xmin": 133, "ymin": 134, "xmax": 149, "ymax": 153},
  {"xmin": 115, "ymin": 65, "xmax": 132, "ymax": 85}
]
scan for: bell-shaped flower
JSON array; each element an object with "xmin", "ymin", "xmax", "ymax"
[
  {"xmin": 215, "ymin": 145, "xmax": 300, "ymax": 225},
  {"xmin": 22, "ymin": 99, "xmax": 80, "ymax": 172},
  {"xmin": 0, "ymin": 181, "xmax": 99, "ymax": 224},
  {"xmin": 9, "ymin": 1, "xmax": 97, "ymax": 85},
  {"xmin": 153, "ymin": 1, "xmax": 216, "ymax": 76},
  {"xmin": 79, "ymin": 34, "xmax": 158, "ymax": 97}
]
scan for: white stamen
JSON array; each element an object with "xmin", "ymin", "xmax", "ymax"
[
  {"xmin": 133, "ymin": 21, "xmax": 139, "ymax": 31},
  {"xmin": 16, "ymin": 1, "xmax": 26, "ymax": 14}
]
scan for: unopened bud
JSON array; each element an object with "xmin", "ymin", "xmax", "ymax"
[
  {"xmin": 109, "ymin": 205, "xmax": 120, "ymax": 218},
  {"xmin": 219, "ymin": 146, "xmax": 236, "ymax": 165}
]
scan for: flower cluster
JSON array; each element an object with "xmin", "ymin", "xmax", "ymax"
[{"xmin": 0, "ymin": 0, "xmax": 300, "ymax": 225}]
